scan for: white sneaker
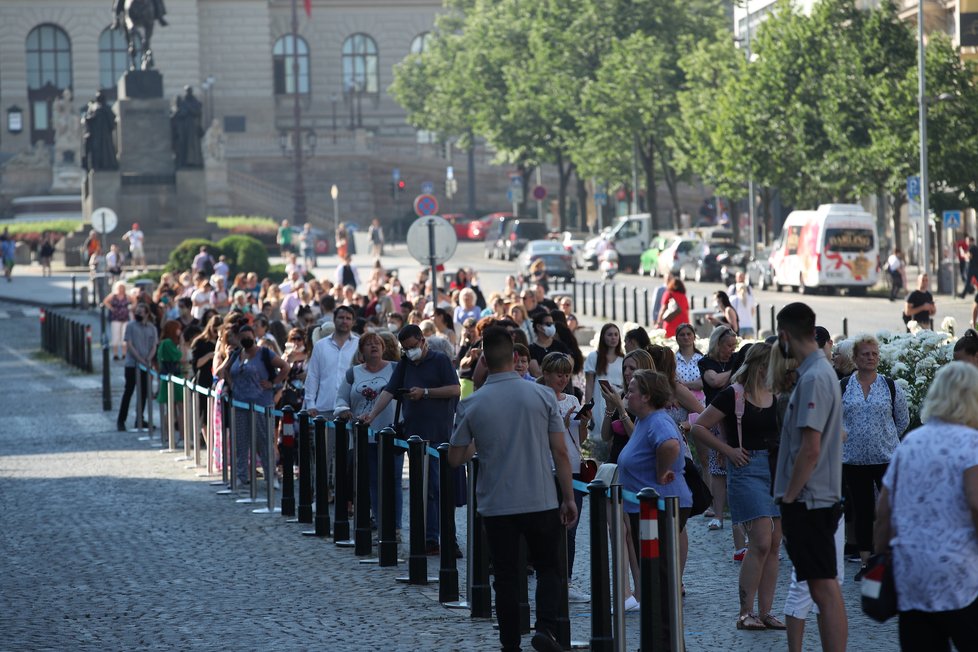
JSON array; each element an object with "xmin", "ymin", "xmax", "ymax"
[
  {"xmin": 567, "ymin": 587, "xmax": 590, "ymax": 603},
  {"xmin": 624, "ymin": 596, "xmax": 640, "ymax": 612}
]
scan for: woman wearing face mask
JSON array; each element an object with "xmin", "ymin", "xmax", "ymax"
[
  {"xmin": 276, "ymin": 328, "xmax": 309, "ymax": 413},
  {"xmin": 216, "ymin": 324, "xmax": 290, "ymax": 488},
  {"xmin": 528, "ymin": 311, "xmax": 570, "ymax": 377}
]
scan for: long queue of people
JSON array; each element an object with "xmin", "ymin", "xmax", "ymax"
[{"xmin": 106, "ymin": 256, "xmax": 978, "ymax": 652}]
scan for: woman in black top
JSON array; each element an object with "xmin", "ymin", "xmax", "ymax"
[{"xmin": 528, "ymin": 311, "xmax": 570, "ymax": 376}]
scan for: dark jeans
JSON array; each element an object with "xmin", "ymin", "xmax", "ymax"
[
  {"xmin": 899, "ymin": 595, "xmax": 978, "ymax": 651},
  {"xmin": 842, "ymin": 463, "xmax": 887, "ymax": 554},
  {"xmin": 483, "ymin": 509, "xmax": 563, "ymax": 651},
  {"xmin": 118, "ymin": 366, "xmax": 149, "ymax": 427}
]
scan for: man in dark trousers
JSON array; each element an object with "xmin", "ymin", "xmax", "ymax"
[
  {"xmin": 448, "ymin": 326, "xmax": 577, "ymax": 652},
  {"xmin": 117, "ymin": 303, "xmax": 158, "ymax": 431},
  {"xmin": 363, "ymin": 324, "xmax": 460, "ymax": 554}
]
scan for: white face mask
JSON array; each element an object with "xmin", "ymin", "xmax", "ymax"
[
  {"xmin": 387, "ymin": 323, "xmax": 400, "ymax": 331},
  {"xmin": 542, "ymin": 325, "xmax": 556, "ymax": 337},
  {"xmin": 405, "ymin": 347, "xmax": 423, "ymax": 361}
]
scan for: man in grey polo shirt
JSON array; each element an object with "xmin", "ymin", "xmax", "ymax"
[
  {"xmin": 448, "ymin": 326, "xmax": 577, "ymax": 652},
  {"xmin": 774, "ymin": 302, "xmax": 847, "ymax": 652}
]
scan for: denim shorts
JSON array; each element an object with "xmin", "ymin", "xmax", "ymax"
[{"xmin": 726, "ymin": 449, "xmax": 779, "ymax": 524}]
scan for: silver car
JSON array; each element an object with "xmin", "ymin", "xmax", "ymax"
[{"xmin": 517, "ymin": 240, "xmax": 576, "ymax": 281}]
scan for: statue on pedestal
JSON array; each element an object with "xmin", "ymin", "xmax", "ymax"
[
  {"xmin": 171, "ymin": 86, "xmax": 204, "ymax": 169},
  {"xmin": 112, "ymin": 0, "xmax": 168, "ymax": 71},
  {"xmin": 81, "ymin": 92, "xmax": 119, "ymax": 171}
]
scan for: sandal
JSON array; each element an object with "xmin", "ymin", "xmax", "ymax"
[
  {"xmin": 708, "ymin": 518, "xmax": 723, "ymax": 530},
  {"xmin": 760, "ymin": 613, "xmax": 787, "ymax": 630},
  {"xmin": 736, "ymin": 613, "xmax": 766, "ymax": 631},
  {"xmin": 703, "ymin": 508, "xmax": 716, "ymax": 518}
]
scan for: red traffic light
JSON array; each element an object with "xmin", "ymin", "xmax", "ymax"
[{"xmin": 397, "ymin": 180, "xmax": 406, "ymax": 190}]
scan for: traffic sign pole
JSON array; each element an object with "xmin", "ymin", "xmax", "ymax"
[{"xmin": 428, "ymin": 219, "xmax": 438, "ymax": 313}]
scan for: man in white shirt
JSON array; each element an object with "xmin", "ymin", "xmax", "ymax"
[
  {"xmin": 304, "ymin": 306, "xmax": 359, "ymax": 421},
  {"xmin": 280, "ymin": 279, "xmax": 304, "ymax": 325},
  {"xmin": 122, "ymin": 222, "xmax": 145, "ymax": 272},
  {"xmin": 190, "ymin": 275, "xmax": 213, "ymax": 321}
]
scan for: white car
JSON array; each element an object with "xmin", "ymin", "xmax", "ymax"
[{"xmin": 656, "ymin": 238, "xmax": 698, "ymax": 277}]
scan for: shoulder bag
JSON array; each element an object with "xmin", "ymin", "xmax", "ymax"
[
  {"xmin": 681, "ymin": 413, "xmax": 712, "ymax": 516},
  {"xmin": 861, "ymin": 456, "xmax": 899, "ymax": 622}
]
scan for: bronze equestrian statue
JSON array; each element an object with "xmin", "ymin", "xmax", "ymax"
[{"xmin": 112, "ymin": 0, "xmax": 168, "ymax": 71}]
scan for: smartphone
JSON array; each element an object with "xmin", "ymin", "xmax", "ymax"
[
  {"xmin": 598, "ymin": 379, "xmax": 613, "ymax": 393},
  {"xmin": 573, "ymin": 398, "xmax": 595, "ymax": 420}
]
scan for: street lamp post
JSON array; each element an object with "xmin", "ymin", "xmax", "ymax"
[
  {"xmin": 918, "ymin": 0, "xmax": 932, "ymax": 283},
  {"xmin": 290, "ymin": 0, "xmax": 306, "ymax": 225},
  {"xmin": 331, "ymin": 184, "xmax": 340, "ymax": 254}
]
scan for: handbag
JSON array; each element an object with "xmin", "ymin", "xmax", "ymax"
[
  {"xmin": 661, "ymin": 297, "xmax": 680, "ymax": 323},
  {"xmin": 568, "ymin": 420, "xmax": 598, "ymax": 482},
  {"xmin": 861, "ymin": 457, "xmax": 899, "ymax": 622},
  {"xmin": 683, "ymin": 458, "xmax": 712, "ymax": 516}
]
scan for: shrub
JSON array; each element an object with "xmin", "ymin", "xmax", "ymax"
[
  {"xmin": 206, "ymin": 215, "xmax": 277, "ymax": 235},
  {"xmin": 165, "ymin": 238, "xmax": 222, "ymax": 275},
  {"xmin": 218, "ymin": 234, "xmax": 269, "ymax": 279},
  {"xmin": 2, "ymin": 219, "xmax": 83, "ymax": 236}
]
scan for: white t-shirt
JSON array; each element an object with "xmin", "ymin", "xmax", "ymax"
[
  {"xmin": 730, "ymin": 294, "xmax": 755, "ymax": 331},
  {"xmin": 584, "ymin": 352, "xmax": 624, "ymax": 436},
  {"xmin": 886, "ymin": 254, "xmax": 902, "ymax": 273},
  {"xmin": 125, "ymin": 229, "xmax": 144, "ymax": 252},
  {"xmin": 554, "ymin": 392, "xmax": 583, "ymax": 470},
  {"xmin": 190, "ymin": 288, "xmax": 212, "ymax": 320}
]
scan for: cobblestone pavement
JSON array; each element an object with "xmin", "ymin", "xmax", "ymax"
[{"xmin": 0, "ymin": 302, "xmax": 899, "ymax": 651}]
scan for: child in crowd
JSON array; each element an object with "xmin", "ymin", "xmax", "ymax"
[{"xmin": 514, "ymin": 343, "xmax": 534, "ymax": 380}]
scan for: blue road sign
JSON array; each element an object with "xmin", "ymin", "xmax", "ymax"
[
  {"xmin": 594, "ymin": 192, "xmax": 608, "ymax": 206},
  {"xmin": 392, "ymin": 168, "xmax": 401, "ymax": 182},
  {"xmin": 421, "ymin": 181, "xmax": 435, "ymax": 195},
  {"xmin": 943, "ymin": 210, "xmax": 962, "ymax": 229},
  {"xmin": 907, "ymin": 176, "xmax": 921, "ymax": 203}
]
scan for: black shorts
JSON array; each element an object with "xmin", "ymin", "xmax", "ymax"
[{"xmin": 780, "ymin": 502, "xmax": 842, "ymax": 582}]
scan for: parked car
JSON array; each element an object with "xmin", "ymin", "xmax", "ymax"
[
  {"xmin": 442, "ymin": 213, "xmax": 473, "ymax": 240},
  {"xmin": 494, "ymin": 219, "xmax": 550, "ymax": 260},
  {"xmin": 638, "ymin": 235, "xmax": 674, "ymax": 276},
  {"xmin": 517, "ymin": 240, "xmax": 575, "ymax": 281},
  {"xmin": 469, "ymin": 212, "xmax": 511, "ymax": 241},
  {"xmin": 483, "ymin": 214, "xmax": 515, "ymax": 258},
  {"xmin": 656, "ymin": 237, "xmax": 698, "ymax": 277},
  {"xmin": 747, "ymin": 249, "xmax": 774, "ymax": 290},
  {"xmin": 676, "ymin": 242, "xmax": 747, "ymax": 283}
]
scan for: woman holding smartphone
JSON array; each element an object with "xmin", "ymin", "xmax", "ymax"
[{"xmin": 584, "ymin": 323, "xmax": 624, "ymax": 438}]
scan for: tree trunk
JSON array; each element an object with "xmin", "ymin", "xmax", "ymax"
[
  {"xmin": 761, "ymin": 187, "xmax": 774, "ymax": 246},
  {"xmin": 574, "ymin": 173, "xmax": 589, "ymax": 232},
  {"xmin": 891, "ymin": 191, "xmax": 905, "ymax": 252},
  {"xmin": 655, "ymin": 142, "xmax": 682, "ymax": 229},
  {"xmin": 640, "ymin": 135, "xmax": 659, "ymax": 232},
  {"xmin": 556, "ymin": 151, "xmax": 572, "ymax": 231}
]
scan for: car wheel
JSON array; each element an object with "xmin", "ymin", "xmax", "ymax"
[
  {"xmin": 679, "ymin": 268, "xmax": 689, "ymax": 282},
  {"xmin": 695, "ymin": 267, "xmax": 703, "ymax": 283},
  {"xmin": 758, "ymin": 274, "xmax": 767, "ymax": 291}
]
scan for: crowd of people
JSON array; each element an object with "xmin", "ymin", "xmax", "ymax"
[{"xmin": 103, "ymin": 250, "xmax": 978, "ymax": 652}]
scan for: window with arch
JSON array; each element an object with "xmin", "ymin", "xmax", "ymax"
[
  {"xmin": 273, "ymin": 34, "xmax": 310, "ymax": 95},
  {"xmin": 26, "ymin": 24, "xmax": 72, "ymax": 144},
  {"xmin": 99, "ymin": 27, "xmax": 138, "ymax": 100},
  {"xmin": 410, "ymin": 32, "xmax": 432, "ymax": 55},
  {"xmin": 342, "ymin": 33, "xmax": 378, "ymax": 94}
]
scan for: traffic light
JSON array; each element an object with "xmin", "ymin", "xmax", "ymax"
[
  {"xmin": 397, "ymin": 179, "xmax": 406, "ymax": 192},
  {"xmin": 391, "ymin": 179, "xmax": 406, "ymax": 200}
]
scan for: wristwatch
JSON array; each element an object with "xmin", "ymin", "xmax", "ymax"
[{"xmin": 424, "ymin": 387, "xmax": 430, "ymax": 399}]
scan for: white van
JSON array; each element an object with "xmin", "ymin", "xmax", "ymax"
[
  {"xmin": 583, "ymin": 214, "xmax": 664, "ymax": 271},
  {"xmin": 770, "ymin": 204, "xmax": 879, "ymax": 295}
]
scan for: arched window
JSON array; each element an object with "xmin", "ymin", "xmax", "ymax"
[
  {"xmin": 99, "ymin": 27, "xmax": 138, "ymax": 100},
  {"xmin": 273, "ymin": 35, "xmax": 310, "ymax": 95},
  {"xmin": 410, "ymin": 32, "xmax": 432, "ymax": 55},
  {"xmin": 26, "ymin": 24, "xmax": 72, "ymax": 144},
  {"xmin": 342, "ymin": 33, "xmax": 378, "ymax": 95}
]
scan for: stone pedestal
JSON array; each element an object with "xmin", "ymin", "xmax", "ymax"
[
  {"xmin": 205, "ymin": 162, "xmax": 231, "ymax": 215},
  {"xmin": 81, "ymin": 71, "xmax": 209, "ymax": 264}
]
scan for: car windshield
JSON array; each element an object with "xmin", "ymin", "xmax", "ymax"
[
  {"xmin": 516, "ymin": 222, "xmax": 549, "ymax": 239},
  {"xmin": 527, "ymin": 241, "xmax": 564, "ymax": 254}
]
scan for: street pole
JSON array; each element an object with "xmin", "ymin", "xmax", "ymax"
[
  {"xmin": 918, "ymin": 0, "xmax": 931, "ymax": 282},
  {"xmin": 331, "ymin": 185, "xmax": 339, "ymax": 252},
  {"xmin": 291, "ymin": 0, "xmax": 306, "ymax": 225},
  {"xmin": 467, "ymin": 133, "xmax": 477, "ymax": 218},
  {"xmin": 98, "ymin": 214, "xmax": 110, "ymax": 411},
  {"xmin": 427, "ymin": 218, "xmax": 438, "ymax": 311},
  {"xmin": 745, "ymin": 0, "xmax": 757, "ymax": 255},
  {"xmin": 631, "ymin": 134, "xmax": 640, "ymax": 214},
  {"xmin": 536, "ymin": 167, "xmax": 543, "ymax": 224}
]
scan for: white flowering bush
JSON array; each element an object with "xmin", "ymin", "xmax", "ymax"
[{"xmin": 874, "ymin": 329, "xmax": 955, "ymax": 428}]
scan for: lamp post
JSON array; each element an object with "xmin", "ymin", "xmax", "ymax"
[
  {"xmin": 331, "ymin": 184, "xmax": 339, "ymax": 253},
  {"xmin": 918, "ymin": 0, "xmax": 931, "ymax": 283},
  {"xmin": 289, "ymin": 0, "xmax": 307, "ymax": 225},
  {"xmin": 745, "ymin": 0, "xmax": 757, "ymax": 254}
]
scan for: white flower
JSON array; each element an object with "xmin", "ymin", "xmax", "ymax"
[
  {"xmin": 906, "ymin": 320, "xmax": 922, "ymax": 334},
  {"xmin": 941, "ymin": 316, "xmax": 957, "ymax": 336}
]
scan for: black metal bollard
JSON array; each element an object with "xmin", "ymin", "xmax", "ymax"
[
  {"xmin": 280, "ymin": 406, "xmax": 296, "ymax": 518},
  {"xmin": 755, "ymin": 303, "xmax": 762, "ymax": 334},
  {"xmin": 843, "ymin": 317, "xmax": 849, "ymax": 338},
  {"xmin": 100, "ymin": 306, "xmax": 111, "ymax": 411},
  {"xmin": 770, "ymin": 305, "xmax": 776, "ymax": 334},
  {"xmin": 399, "ymin": 435, "xmax": 435, "ymax": 585},
  {"xmin": 632, "ymin": 287, "xmax": 639, "ymax": 323},
  {"xmin": 437, "ymin": 443, "xmax": 460, "ymax": 603},
  {"xmin": 661, "ymin": 495, "xmax": 685, "ymax": 652},
  {"xmin": 601, "ymin": 283, "xmax": 608, "ymax": 318},
  {"xmin": 589, "ymin": 480, "xmax": 613, "ymax": 652},
  {"xmin": 611, "ymin": 284, "xmax": 617, "ymax": 321},
  {"xmin": 353, "ymin": 421, "xmax": 373, "ymax": 556},
  {"xmin": 639, "ymin": 488, "xmax": 665, "ymax": 652},
  {"xmin": 643, "ymin": 288, "xmax": 650, "ymax": 327},
  {"xmin": 295, "ymin": 410, "xmax": 313, "ymax": 523},
  {"xmin": 469, "ymin": 455, "xmax": 492, "ymax": 618},
  {"xmin": 591, "ymin": 282, "xmax": 597, "ymax": 317},
  {"xmin": 71, "ymin": 274, "xmax": 77, "ymax": 309},
  {"xmin": 377, "ymin": 426, "xmax": 399, "ymax": 567},
  {"xmin": 333, "ymin": 418, "xmax": 353, "ymax": 545},
  {"xmin": 302, "ymin": 416, "xmax": 331, "ymax": 537}
]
